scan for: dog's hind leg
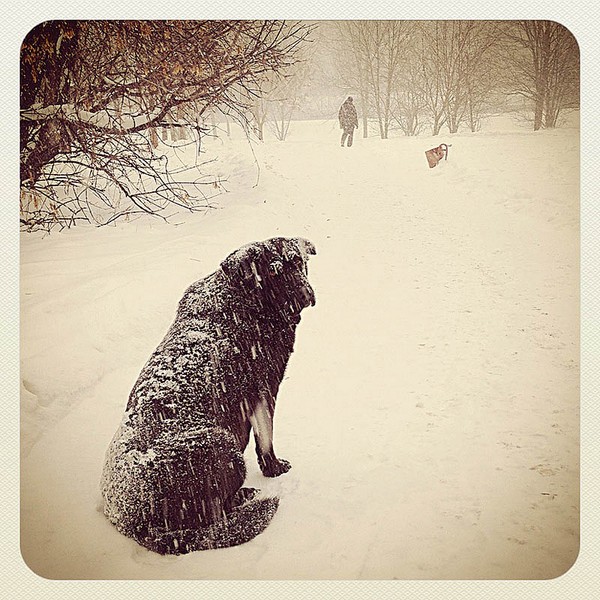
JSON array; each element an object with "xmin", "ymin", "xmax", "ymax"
[
  {"xmin": 132, "ymin": 427, "xmax": 244, "ymax": 549},
  {"xmin": 131, "ymin": 426, "xmax": 282, "ymax": 555}
]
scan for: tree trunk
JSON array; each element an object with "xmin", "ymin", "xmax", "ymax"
[
  {"xmin": 20, "ymin": 21, "xmax": 80, "ymax": 185},
  {"xmin": 533, "ymin": 103, "xmax": 544, "ymax": 130},
  {"xmin": 359, "ymin": 89, "xmax": 369, "ymax": 138}
]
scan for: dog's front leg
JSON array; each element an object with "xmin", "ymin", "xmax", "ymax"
[{"xmin": 248, "ymin": 395, "xmax": 291, "ymax": 477}]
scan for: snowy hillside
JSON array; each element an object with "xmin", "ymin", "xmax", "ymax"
[{"xmin": 20, "ymin": 115, "xmax": 579, "ymax": 580}]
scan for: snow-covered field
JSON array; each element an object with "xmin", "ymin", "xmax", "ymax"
[{"xmin": 20, "ymin": 115, "xmax": 579, "ymax": 580}]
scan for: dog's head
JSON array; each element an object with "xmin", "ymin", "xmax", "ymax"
[{"xmin": 221, "ymin": 237, "xmax": 316, "ymax": 323}]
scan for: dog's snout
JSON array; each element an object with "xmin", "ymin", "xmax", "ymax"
[
  {"xmin": 305, "ymin": 240, "xmax": 317, "ymax": 256},
  {"xmin": 301, "ymin": 283, "xmax": 316, "ymax": 307}
]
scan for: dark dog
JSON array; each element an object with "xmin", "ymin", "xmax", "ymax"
[{"xmin": 101, "ymin": 237, "xmax": 316, "ymax": 555}]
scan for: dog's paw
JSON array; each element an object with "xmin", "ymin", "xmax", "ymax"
[{"xmin": 261, "ymin": 458, "xmax": 291, "ymax": 478}]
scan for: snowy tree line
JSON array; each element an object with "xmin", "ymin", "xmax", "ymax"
[
  {"xmin": 158, "ymin": 21, "xmax": 580, "ymax": 142},
  {"xmin": 325, "ymin": 20, "xmax": 579, "ymax": 138},
  {"xmin": 20, "ymin": 20, "xmax": 578, "ymax": 231}
]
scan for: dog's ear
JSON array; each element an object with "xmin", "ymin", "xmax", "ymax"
[
  {"xmin": 282, "ymin": 238, "xmax": 317, "ymax": 263},
  {"xmin": 221, "ymin": 244, "xmax": 264, "ymax": 285}
]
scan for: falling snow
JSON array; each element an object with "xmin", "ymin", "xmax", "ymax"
[{"xmin": 20, "ymin": 115, "xmax": 579, "ymax": 579}]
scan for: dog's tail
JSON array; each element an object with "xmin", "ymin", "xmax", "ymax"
[{"xmin": 138, "ymin": 489, "xmax": 280, "ymax": 555}]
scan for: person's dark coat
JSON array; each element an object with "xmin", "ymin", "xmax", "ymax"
[{"xmin": 339, "ymin": 97, "xmax": 358, "ymax": 131}]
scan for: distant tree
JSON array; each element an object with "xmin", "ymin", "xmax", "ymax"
[
  {"xmin": 333, "ymin": 21, "xmax": 371, "ymax": 138},
  {"xmin": 249, "ymin": 95, "xmax": 269, "ymax": 141},
  {"xmin": 335, "ymin": 21, "xmax": 422, "ymax": 136},
  {"xmin": 391, "ymin": 29, "xmax": 428, "ymax": 136},
  {"xmin": 293, "ymin": 25, "xmax": 343, "ymax": 121},
  {"xmin": 418, "ymin": 21, "xmax": 503, "ymax": 135},
  {"xmin": 20, "ymin": 20, "xmax": 311, "ymax": 231},
  {"xmin": 415, "ymin": 31, "xmax": 447, "ymax": 136},
  {"xmin": 247, "ymin": 56, "xmax": 310, "ymax": 142},
  {"xmin": 501, "ymin": 21, "xmax": 579, "ymax": 130},
  {"xmin": 267, "ymin": 61, "xmax": 311, "ymax": 141},
  {"xmin": 335, "ymin": 21, "xmax": 411, "ymax": 139},
  {"xmin": 461, "ymin": 22, "xmax": 505, "ymax": 132}
]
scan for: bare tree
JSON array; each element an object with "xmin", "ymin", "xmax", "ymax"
[
  {"xmin": 247, "ymin": 55, "xmax": 311, "ymax": 141},
  {"xmin": 418, "ymin": 21, "xmax": 503, "ymax": 135},
  {"xmin": 502, "ymin": 21, "xmax": 579, "ymax": 130},
  {"xmin": 416, "ymin": 31, "xmax": 447, "ymax": 136},
  {"xmin": 392, "ymin": 29, "xmax": 428, "ymax": 136},
  {"xmin": 20, "ymin": 20, "xmax": 311, "ymax": 231},
  {"xmin": 333, "ymin": 21, "xmax": 370, "ymax": 138},
  {"xmin": 249, "ymin": 95, "xmax": 269, "ymax": 141},
  {"xmin": 461, "ymin": 22, "xmax": 506, "ymax": 132},
  {"xmin": 267, "ymin": 61, "xmax": 311, "ymax": 141},
  {"xmin": 336, "ymin": 21, "xmax": 410, "ymax": 139}
]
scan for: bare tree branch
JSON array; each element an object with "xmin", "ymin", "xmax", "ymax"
[{"xmin": 20, "ymin": 20, "xmax": 313, "ymax": 232}]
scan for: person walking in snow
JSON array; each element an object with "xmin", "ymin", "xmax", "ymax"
[{"xmin": 338, "ymin": 96, "xmax": 358, "ymax": 147}]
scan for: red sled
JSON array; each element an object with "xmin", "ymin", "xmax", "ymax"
[{"xmin": 425, "ymin": 143, "xmax": 450, "ymax": 168}]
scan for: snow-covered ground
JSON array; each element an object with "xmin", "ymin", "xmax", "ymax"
[{"xmin": 20, "ymin": 115, "xmax": 579, "ymax": 580}]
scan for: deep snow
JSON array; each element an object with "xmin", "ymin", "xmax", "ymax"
[{"xmin": 20, "ymin": 115, "xmax": 579, "ymax": 580}]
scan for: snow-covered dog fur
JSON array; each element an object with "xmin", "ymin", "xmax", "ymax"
[{"xmin": 101, "ymin": 237, "xmax": 316, "ymax": 555}]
